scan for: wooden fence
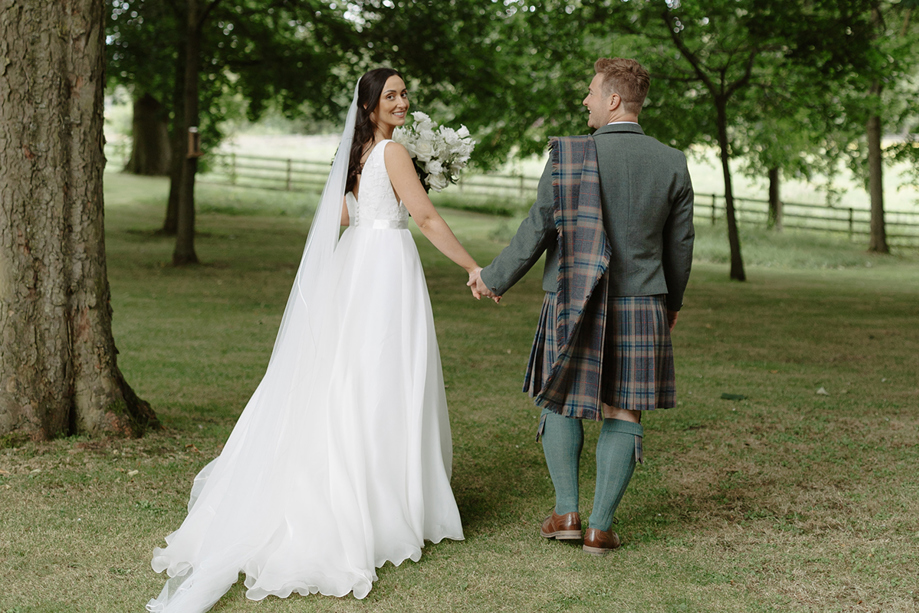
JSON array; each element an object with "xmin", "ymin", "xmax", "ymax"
[
  {"xmin": 198, "ymin": 151, "xmax": 542, "ymax": 200},
  {"xmin": 106, "ymin": 145, "xmax": 919, "ymax": 247},
  {"xmin": 694, "ymin": 193, "xmax": 919, "ymax": 247}
]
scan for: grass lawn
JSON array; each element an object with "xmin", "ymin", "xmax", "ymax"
[{"xmin": 1, "ymin": 173, "xmax": 918, "ymax": 612}]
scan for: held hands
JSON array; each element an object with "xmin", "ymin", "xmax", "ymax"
[{"xmin": 467, "ymin": 268, "xmax": 501, "ymax": 303}]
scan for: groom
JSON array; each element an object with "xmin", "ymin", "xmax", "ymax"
[{"xmin": 470, "ymin": 58, "xmax": 694, "ymax": 554}]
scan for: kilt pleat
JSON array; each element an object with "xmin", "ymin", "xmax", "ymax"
[{"xmin": 525, "ymin": 292, "xmax": 675, "ymax": 419}]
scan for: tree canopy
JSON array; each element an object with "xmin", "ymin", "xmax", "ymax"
[{"xmin": 106, "ymin": 0, "xmax": 918, "ymax": 269}]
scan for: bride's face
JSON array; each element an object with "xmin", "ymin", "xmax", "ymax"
[{"xmin": 371, "ymin": 75, "xmax": 409, "ymax": 131}]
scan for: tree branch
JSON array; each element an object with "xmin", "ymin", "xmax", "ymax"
[
  {"xmin": 724, "ymin": 48, "xmax": 759, "ymax": 99},
  {"xmin": 197, "ymin": 0, "xmax": 224, "ymax": 30},
  {"xmin": 651, "ymin": 73, "xmax": 705, "ymax": 83},
  {"xmin": 661, "ymin": 7, "xmax": 717, "ymax": 94}
]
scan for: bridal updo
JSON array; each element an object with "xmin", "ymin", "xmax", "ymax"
[{"xmin": 346, "ymin": 67, "xmax": 404, "ymax": 194}]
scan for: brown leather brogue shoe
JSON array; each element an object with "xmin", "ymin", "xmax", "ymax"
[
  {"xmin": 540, "ymin": 511, "xmax": 582, "ymax": 540},
  {"xmin": 582, "ymin": 527, "xmax": 621, "ymax": 555}
]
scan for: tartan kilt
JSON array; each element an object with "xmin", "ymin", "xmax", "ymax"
[{"xmin": 524, "ymin": 292, "xmax": 676, "ymax": 418}]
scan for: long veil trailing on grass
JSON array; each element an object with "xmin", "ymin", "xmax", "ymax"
[{"xmin": 146, "ymin": 84, "xmax": 363, "ymax": 611}]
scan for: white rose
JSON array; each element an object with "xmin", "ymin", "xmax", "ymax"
[
  {"xmin": 426, "ymin": 172, "xmax": 449, "ymax": 192},
  {"xmin": 425, "ymin": 160, "xmax": 444, "ymax": 175},
  {"xmin": 412, "ymin": 111, "xmax": 435, "ymax": 132},
  {"xmin": 413, "ymin": 139, "xmax": 435, "ymax": 163},
  {"xmin": 417, "ymin": 128, "xmax": 436, "ymax": 146},
  {"xmin": 440, "ymin": 127, "xmax": 460, "ymax": 147}
]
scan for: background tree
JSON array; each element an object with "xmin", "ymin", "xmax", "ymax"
[
  {"xmin": 733, "ymin": 65, "xmax": 855, "ymax": 231},
  {"xmin": 107, "ymin": 0, "xmax": 180, "ymax": 177},
  {"xmin": 0, "ymin": 0, "xmax": 157, "ymax": 440},
  {"xmin": 107, "ymin": 0, "xmax": 358, "ymax": 262},
  {"xmin": 590, "ymin": 0, "xmax": 886, "ymax": 279},
  {"xmin": 125, "ymin": 92, "xmax": 172, "ymax": 175},
  {"xmin": 844, "ymin": 0, "xmax": 917, "ymax": 252}
]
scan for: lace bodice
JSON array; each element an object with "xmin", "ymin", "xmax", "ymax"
[{"xmin": 345, "ymin": 140, "xmax": 409, "ymax": 229}]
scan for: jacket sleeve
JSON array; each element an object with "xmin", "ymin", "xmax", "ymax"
[
  {"xmin": 480, "ymin": 157, "xmax": 557, "ymax": 296},
  {"xmin": 662, "ymin": 158, "xmax": 695, "ymax": 311}
]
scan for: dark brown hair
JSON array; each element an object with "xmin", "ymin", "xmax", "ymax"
[
  {"xmin": 346, "ymin": 67, "xmax": 404, "ymax": 194},
  {"xmin": 593, "ymin": 58, "xmax": 650, "ymax": 115}
]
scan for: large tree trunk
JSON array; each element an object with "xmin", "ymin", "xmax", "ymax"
[
  {"xmin": 716, "ymin": 100, "xmax": 746, "ymax": 281},
  {"xmin": 0, "ymin": 0, "xmax": 158, "ymax": 439},
  {"xmin": 173, "ymin": 0, "xmax": 202, "ymax": 265},
  {"xmin": 768, "ymin": 166, "xmax": 783, "ymax": 231},
  {"xmin": 126, "ymin": 93, "xmax": 171, "ymax": 175},
  {"xmin": 866, "ymin": 85, "xmax": 888, "ymax": 253},
  {"xmin": 162, "ymin": 40, "xmax": 187, "ymax": 236}
]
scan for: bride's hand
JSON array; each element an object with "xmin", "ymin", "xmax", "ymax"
[
  {"xmin": 467, "ymin": 268, "xmax": 501, "ymax": 303},
  {"xmin": 467, "ymin": 267, "xmax": 483, "ymax": 300}
]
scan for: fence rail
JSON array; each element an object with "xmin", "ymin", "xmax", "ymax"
[
  {"xmin": 106, "ymin": 145, "xmax": 919, "ymax": 246},
  {"xmin": 695, "ymin": 193, "xmax": 919, "ymax": 246},
  {"xmin": 199, "ymin": 151, "xmax": 543, "ymax": 200}
]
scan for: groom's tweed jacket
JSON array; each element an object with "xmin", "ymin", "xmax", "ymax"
[
  {"xmin": 529, "ymin": 135, "xmax": 612, "ymax": 418},
  {"xmin": 481, "ymin": 123, "xmax": 694, "ymax": 312}
]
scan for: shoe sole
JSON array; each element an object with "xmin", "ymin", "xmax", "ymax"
[
  {"xmin": 540, "ymin": 529, "xmax": 582, "ymax": 540},
  {"xmin": 582, "ymin": 544, "xmax": 615, "ymax": 555}
]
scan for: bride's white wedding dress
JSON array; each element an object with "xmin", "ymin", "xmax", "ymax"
[{"xmin": 146, "ymin": 140, "xmax": 464, "ymax": 612}]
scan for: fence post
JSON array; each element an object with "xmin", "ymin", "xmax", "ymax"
[
  {"xmin": 711, "ymin": 194, "xmax": 716, "ymax": 225},
  {"xmin": 230, "ymin": 153, "xmax": 237, "ymax": 186},
  {"xmin": 519, "ymin": 173, "xmax": 525, "ymax": 199},
  {"xmin": 848, "ymin": 208, "xmax": 854, "ymax": 240},
  {"xmin": 286, "ymin": 159, "xmax": 292, "ymax": 191}
]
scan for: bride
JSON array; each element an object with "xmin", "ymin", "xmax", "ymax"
[{"xmin": 146, "ymin": 68, "xmax": 486, "ymax": 612}]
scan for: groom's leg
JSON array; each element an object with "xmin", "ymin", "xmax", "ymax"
[
  {"xmin": 540, "ymin": 408, "xmax": 584, "ymax": 514},
  {"xmin": 588, "ymin": 412, "xmax": 643, "ymax": 532}
]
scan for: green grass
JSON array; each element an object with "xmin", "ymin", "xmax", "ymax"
[{"xmin": 1, "ymin": 173, "xmax": 918, "ymax": 612}]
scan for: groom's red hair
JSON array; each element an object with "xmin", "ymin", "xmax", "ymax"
[{"xmin": 594, "ymin": 58, "xmax": 650, "ymax": 115}]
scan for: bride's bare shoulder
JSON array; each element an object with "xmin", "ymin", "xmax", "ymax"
[
  {"xmin": 383, "ymin": 140, "xmax": 410, "ymax": 158},
  {"xmin": 382, "ymin": 141, "xmax": 414, "ymax": 173}
]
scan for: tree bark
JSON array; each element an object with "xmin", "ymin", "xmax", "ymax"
[
  {"xmin": 126, "ymin": 93, "xmax": 171, "ymax": 175},
  {"xmin": 866, "ymin": 84, "xmax": 889, "ymax": 253},
  {"xmin": 162, "ymin": 39, "xmax": 187, "ymax": 236},
  {"xmin": 866, "ymin": 3, "xmax": 889, "ymax": 254},
  {"xmin": 0, "ymin": 0, "xmax": 158, "ymax": 439},
  {"xmin": 768, "ymin": 166, "xmax": 783, "ymax": 231},
  {"xmin": 172, "ymin": 0, "xmax": 201, "ymax": 265},
  {"xmin": 715, "ymin": 99, "xmax": 746, "ymax": 281}
]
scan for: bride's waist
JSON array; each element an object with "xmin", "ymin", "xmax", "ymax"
[{"xmin": 352, "ymin": 218, "xmax": 409, "ymax": 230}]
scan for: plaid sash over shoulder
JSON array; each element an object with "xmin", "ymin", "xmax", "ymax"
[{"xmin": 530, "ymin": 136, "xmax": 612, "ymax": 420}]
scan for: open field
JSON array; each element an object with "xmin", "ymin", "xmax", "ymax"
[{"xmin": 1, "ymin": 173, "xmax": 918, "ymax": 612}]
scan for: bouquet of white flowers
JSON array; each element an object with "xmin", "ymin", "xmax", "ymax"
[{"xmin": 393, "ymin": 111, "xmax": 476, "ymax": 192}]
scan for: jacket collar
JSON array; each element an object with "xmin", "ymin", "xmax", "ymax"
[{"xmin": 593, "ymin": 123, "xmax": 644, "ymax": 136}]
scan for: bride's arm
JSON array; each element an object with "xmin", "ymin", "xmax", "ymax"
[{"xmin": 384, "ymin": 143, "xmax": 479, "ymax": 275}]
